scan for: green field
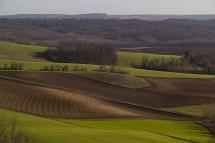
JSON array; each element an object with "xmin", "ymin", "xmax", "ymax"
[
  {"xmin": 0, "ymin": 108, "xmax": 213, "ymax": 143},
  {"xmin": 0, "ymin": 41, "xmax": 48, "ymax": 61},
  {"xmin": 117, "ymin": 51, "xmax": 181, "ymax": 67}
]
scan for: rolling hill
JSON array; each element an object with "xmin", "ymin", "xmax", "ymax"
[
  {"xmin": 0, "ymin": 77, "xmax": 141, "ymax": 118},
  {"xmin": 1, "ymin": 18, "xmax": 215, "ymax": 48},
  {"xmin": 1, "ymin": 108, "xmax": 213, "ymax": 143},
  {"xmin": 0, "ymin": 14, "xmax": 215, "ymax": 143}
]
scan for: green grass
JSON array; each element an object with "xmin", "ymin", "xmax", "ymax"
[
  {"xmin": 0, "ymin": 41, "xmax": 48, "ymax": 61},
  {"xmin": 166, "ymin": 104, "xmax": 215, "ymax": 117},
  {"xmin": 0, "ymin": 108, "xmax": 213, "ymax": 143},
  {"xmin": 117, "ymin": 51, "xmax": 181, "ymax": 67}
]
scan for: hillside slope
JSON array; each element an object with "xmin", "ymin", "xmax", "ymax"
[
  {"xmin": 2, "ymin": 72, "xmax": 215, "ymax": 108},
  {"xmin": 0, "ymin": 108, "xmax": 213, "ymax": 143},
  {"xmin": 0, "ymin": 78, "xmax": 140, "ymax": 118}
]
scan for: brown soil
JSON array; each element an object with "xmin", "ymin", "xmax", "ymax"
[
  {"xmin": 2, "ymin": 71, "xmax": 215, "ymax": 108},
  {"xmin": 0, "ymin": 78, "xmax": 142, "ymax": 118}
]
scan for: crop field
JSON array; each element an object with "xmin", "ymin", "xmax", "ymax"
[
  {"xmin": 1, "ymin": 74, "xmax": 203, "ymax": 120},
  {"xmin": 0, "ymin": 73, "xmax": 202, "ymax": 120},
  {"xmin": 0, "ymin": 108, "xmax": 214, "ymax": 143},
  {"xmin": 117, "ymin": 51, "xmax": 181, "ymax": 67},
  {"xmin": 2, "ymin": 71, "xmax": 215, "ymax": 109},
  {"xmin": 0, "ymin": 78, "xmax": 142, "ymax": 118}
]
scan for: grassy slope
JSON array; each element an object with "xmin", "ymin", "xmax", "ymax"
[
  {"xmin": 117, "ymin": 51, "xmax": 181, "ymax": 67},
  {"xmin": 0, "ymin": 108, "xmax": 213, "ymax": 143},
  {"xmin": 0, "ymin": 41, "xmax": 48, "ymax": 61},
  {"xmin": 0, "ymin": 41, "xmax": 214, "ymax": 79},
  {"xmin": 166, "ymin": 104, "xmax": 215, "ymax": 117}
]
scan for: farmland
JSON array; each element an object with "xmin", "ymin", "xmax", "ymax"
[
  {"xmin": 74, "ymin": 72, "xmax": 150, "ymax": 89},
  {"xmin": 0, "ymin": 41, "xmax": 215, "ymax": 143},
  {"xmin": 0, "ymin": 109, "xmax": 214, "ymax": 143},
  {"xmin": 2, "ymin": 71, "xmax": 215, "ymax": 109},
  {"xmin": 0, "ymin": 41, "xmax": 214, "ymax": 78},
  {"xmin": 0, "ymin": 77, "xmax": 141, "ymax": 118}
]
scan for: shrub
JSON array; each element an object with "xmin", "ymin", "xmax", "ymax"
[
  {"xmin": 40, "ymin": 65, "xmax": 71, "ymax": 72},
  {"xmin": 62, "ymin": 65, "xmax": 69, "ymax": 72},
  {"xmin": 95, "ymin": 65, "xmax": 109, "ymax": 72},
  {"xmin": 71, "ymin": 65, "xmax": 88, "ymax": 72},
  {"xmin": 94, "ymin": 65, "xmax": 127, "ymax": 74},
  {"xmin": 0, "ymin": 63, "xmax": 24, "ymax": 71},
  {"xmin": 109, "ymin": 66, "xmax": 127, "ymax": 74}
]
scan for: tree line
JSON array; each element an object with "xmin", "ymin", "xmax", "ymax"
[
  {"xmin": 184, "ymin": 51, "xmax": 215, "ymax": 74},
  {"xmin": 0, "ymin": 63, "xmax": 24, "ymax": 71},
  {"xmin": 39, "ymin": 42, "xmax": 117, "ymax": 65},
  {"xmin": 132, "ymin": 52, "xmax": 215, "ymax": 74},
  {"xmin": 132, "ymin": 56, "xmax": 189, "ymax": 72}
]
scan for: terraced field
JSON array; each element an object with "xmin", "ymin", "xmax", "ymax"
[{"xmin": 0, "ymin": 109, "xmax": 214, "ymax": 143}]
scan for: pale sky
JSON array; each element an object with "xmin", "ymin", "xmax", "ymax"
[{"xmin": 0, "ymin": 0, "xmax": 215, "ymax": 15}]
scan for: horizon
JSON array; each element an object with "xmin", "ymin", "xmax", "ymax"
[{"xmin": 1, "ymin": 13, "xmax": 215, "ymax": 16}]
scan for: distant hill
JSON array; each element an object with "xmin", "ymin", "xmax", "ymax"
[
  {"xmin": 1, "ymin": 16, "xmax": 215, "ymax": 49},
  {"xmin": 0, "ymin": 13, "xmax": 108, "ymax": 20},
  {"xmin": 111, "ymin": 15, "xmax": 215, "ymax": 21},
  {"xmin": 1, "ymin": 13, "xmax": 215, "ymax": 21}
]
